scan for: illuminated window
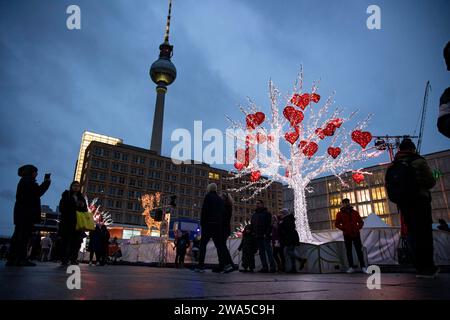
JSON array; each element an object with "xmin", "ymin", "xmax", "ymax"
[
  {"xmin": 373, "ymin": 201, "xmax": 387, "ymax": 215},
  {"xmin": 329, "ymin": 194, "xmax": 341, "ymax": 206},
  {"xmin": 371, "ymin": 187, "xmax": 386, "ymax": 200},
  {"xmin": 342, "ymin": 192, "xmax": 356, "ymax": 204},
  {"xmin": 357, "ymin": 204, "xmax": 372, "ymax": 217},
  {"xmin": 330, "ymin": 208, "xmax": 340, "ymax": 220},
  {"xmin": 356, "ymin": 189, "xmax": 371, "ymax": 203},
  {"xmin": 208, "ymin": 172, "xmax": 220, "ymax": 180}
]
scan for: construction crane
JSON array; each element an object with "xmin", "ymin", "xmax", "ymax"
[
  {"xmin": 373, "ymin": 81, "xmax": 431, "ymax": 160},
  {"xmin": 416, "ymin": 81, "xmax": 431, "ymax": 154}
]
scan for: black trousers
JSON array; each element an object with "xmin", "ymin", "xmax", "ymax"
[
  {"xmin": 61, "ymin": 230, "xmax": 82, "ymax": 263},
  {"xmin": 344, "ymin": 234, "xmax": 366, "ymax": 268},
  {"xmin": 198, "ymin": 225, "xmax": 232, "ymax": 268},
  {"xmin": 241, "ymin": 251, "xmax": 255, "ymax": 270},
  {"xmin": 273, "ymin": 245, "xmax": 285, "ymax": 271},
  {"xmin": 400, "ymin": 199, "xmax": 435, "ymax": 273},
  {"xmin": 8, "ymin": 222, "xmax": 33, "ymax": 263}
]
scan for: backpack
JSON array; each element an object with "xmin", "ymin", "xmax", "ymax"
[{"xmin": 385, "ymin": 156, "xmax": 420, "ymax": 204}]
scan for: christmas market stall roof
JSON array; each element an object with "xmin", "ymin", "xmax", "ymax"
[{"xmin": 362, "ymin": 213, "xmax": 390, "ymax": 228}]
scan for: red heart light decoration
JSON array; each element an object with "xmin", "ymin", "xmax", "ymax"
[
  {"xmin": 315, "ymin": 128, "xmax": 325, "ymax": 139},
  {"xmin": 290, "ymin": 93, "xmax": 310, "ymax": 110},
  {"xmin": 352, "ymin": 172, "xmax": 365, "ymax": 184},
  {"xmin": 323, "ymin": 122, "xmax": 337, "ymax": 136},
  {"xmin": 299, "ymin": 140, "xmax": 318, "ymax": 159},
  {"xmin": 310, "ymin": 93, "xmax": 321, "ymax": 103},
  {"xmin": 234, "ymin": 162, "xmax": 244, "ymax": 171},
  {"xmin": 283, "ymin": 106, "xmax": 304, "ymax": 126},
  {"xmin": 330, "ymin": 118, "xmax": 343, "ymax": 128},
  {"xmin": 285, "ymin": 131, "xmax": 299, "ymax": 145},
  {"xmin": 327, "ymin": 147, "xmax": 341, "ymax": 159},
  {"xmin": 250, "ymin": 170, "xmax": 261, "ymax": 182},
  {"xmin": 246, "ymin": 112, "xmax": 265, "ymax": 129},
  {"xmin": 351, "ymin": 130, "xmax": 372, "ymax": 149},
  {"xmin": 285, "ymin": 169, "xmax": 290, "ymax": 177},
  {"xmin": 267, "ymin": 134, "xmax": 274, "ymax": 142},
  {"xmin": 256, "ymin": 132, "xmax": 266, "ymax": 144}
]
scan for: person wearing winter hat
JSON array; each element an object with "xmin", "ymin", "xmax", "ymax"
[{"xmin": 7, "ymin": 165, "xmax": 51, "ymax": 266}]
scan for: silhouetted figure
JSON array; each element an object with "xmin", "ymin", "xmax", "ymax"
[
  {"xmin": 437, "ymin": 219, "xmax": 450, "ymax": 232},
  {"xmin": 438, "ymin": 41, "xmax": 450, "ymax": 138},
  {"xmin": 196, "ymin": 183, "xmax": 234, "ymax": 273},
  {"xmin": 7, "ymin": 165, "xmax": 50, "ymax": 266},
  {"xmin": 174, "ymin": 231, "xmax": 190, "ymax": 268},
  {"xmin": 40, "ymin": 234, "xmax": 52, "ymax": 262},
  {"xmin": 335, "ymin": 198, "xmax": 367, "ymax": 274},
  {"xmin": 58, "ymin": 181, "xmax": 87, "ymax": 266},
  {"xmin": 251, "ymin": 200, "xmax": 277, "ymax": 273},
  {"xmin": 389, "ymin": 139, "xmax": 438, "ymax": 278},
  {"xmin": 271, "ymin": 211, "xmax": 286, "ymax": 272},
  {"xmin": 238, "ymin": 224, "xmax": 257, "ymax": 272},
  {"xmin": 279, "ymin": 209, "xmax": 307, "ymax": 273},
  {"xmin": 89, "ymin": 218, "xmax": 110, "ymax": 266}
]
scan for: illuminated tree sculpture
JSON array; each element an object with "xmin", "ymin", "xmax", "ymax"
[{"xmin": 226, "ymin": 68, "xmax": 381, "ymax": 243}]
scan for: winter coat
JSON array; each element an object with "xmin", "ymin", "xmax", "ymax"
[
  {"xmin": 335, "ymin": 206, "xmax": 364, "ymax": 238},
  {"xmin": 200, "ymin": 191, "xmax": 225, "ymax": 230},
  {"xmin": 14, "ymin": 177, "xmax": 50, "ymax": 225},
  {"xmin": 394, "ymin": 150, "xmax": 436, "ymax": 201},
  {"xmin": 250, "ymin": 207, "xmax": 272, "ymax": 239},
  {"xmin": 279, "ymin": 213, "xmax": 300, "ymax": 246},
  {"xmin": 58, "ymin": 190, "xmax": 87, "ymax": 234},
  {"xmin": 175, "ymin": 235, "xmax": 190, "ymax": 254},
  {"xmin": 238, "ymin": 232, "xmax": 257, "ymax": 255},
  {"xmin": 89, "ymin": 224, "xmax": 110, "ymax": 254}
]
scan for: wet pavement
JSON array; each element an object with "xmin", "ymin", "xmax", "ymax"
[{"xmin": 0, "ymin": 262, "xmax": 449, "ymax": 300}]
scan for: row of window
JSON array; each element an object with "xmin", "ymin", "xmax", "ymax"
[
  {"xmin": 328, "ymin": 187, "xmax": 387, "ymax": 207},
  {"xmin": 330, "ymin": 201, "xmax": 388, "ymax": 220},
  {"xmin": 92, "ymin": 148, "xmax": 217, "ymax": 177}
]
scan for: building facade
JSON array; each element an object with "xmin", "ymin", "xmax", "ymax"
[
  {"xmin": 284, "ymin": 149, "xmax": 450, "ymax": 231},
  {"xmin": 76, "ymin": 133, "xmax": 283, "ymax": 239}
]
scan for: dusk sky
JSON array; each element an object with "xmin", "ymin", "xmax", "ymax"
[{"xmin": 0, "ymin": 0, "xmax": 449, "ymax": 236}]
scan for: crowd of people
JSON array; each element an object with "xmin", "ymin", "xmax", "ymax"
[{"xmin": 5, "ymin": 166, "xmax": 118, "ymax": 267}]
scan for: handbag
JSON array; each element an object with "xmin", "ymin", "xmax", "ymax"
[{"xmin": 76, "ymin": 211, "xmax": 95, "ymax": 231}]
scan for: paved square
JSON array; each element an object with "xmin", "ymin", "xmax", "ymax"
[{"xmin": 0, "ymin": 262, "xmax": 449, "ymax": 300}]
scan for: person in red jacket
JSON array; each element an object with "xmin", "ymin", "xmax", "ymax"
[{"xmin": 335, "ymin": 198, "xmax": 367, "ymax": 273}]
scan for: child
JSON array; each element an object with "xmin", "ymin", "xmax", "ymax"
[
  {"xmin": 174, "ymin": 231, "xmax": 190, "ymax": 269},
  {"xmin": 238, "ymin": 224, "xmax": 257, "ymax": 272}
]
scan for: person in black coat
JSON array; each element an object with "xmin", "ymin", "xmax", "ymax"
[
  {"xmin": 58, "ymin": 181, "xmax": 87, "ymax": 266},
  {"xmin": 238, "ymin": 224, "xmax": 257, "ymax": 272},
  {"xmin": 7, "ymin": 165, "xmax": 51, "ymax": 266},
  {"xmin": 279, "ymin": 210, "xmax": 307, "ymax": 273},
  {"xmin": 89, "ymin": 217, "xmax": 110, "ymax": 266},
  {"xmin": 196, "ymin": 183, "xmax": 234, "ymax": 273},
  {"xmin": 250, "ymin": 200, "xmax": 276, "ymax": 272}
]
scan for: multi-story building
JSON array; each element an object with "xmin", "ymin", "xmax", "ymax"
[
  {"xmin": 284, "ymin": 149, "xmax": 450, "ymax": 231},
  {"xmin": 75, "ymin": 132, "xmax": 284, "ymax": 239}
]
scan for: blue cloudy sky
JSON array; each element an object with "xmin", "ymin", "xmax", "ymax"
[{"xmin": 0, "ymin": 0, "xmax": 449, "ymax": 235}]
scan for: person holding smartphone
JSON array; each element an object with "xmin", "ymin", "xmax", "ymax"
[{"xmin": 7, "ymin": 165, "xmax": 51, "ymax": 266}]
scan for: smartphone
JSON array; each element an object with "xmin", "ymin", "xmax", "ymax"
[{"xmin": 44, "ymin": 173, "xmax": 51, "ymax": 180}]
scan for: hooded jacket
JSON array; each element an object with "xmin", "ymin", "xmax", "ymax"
[{"xmin": 279, "ymin": 213, "xmax": 300, "ymax": 246}]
